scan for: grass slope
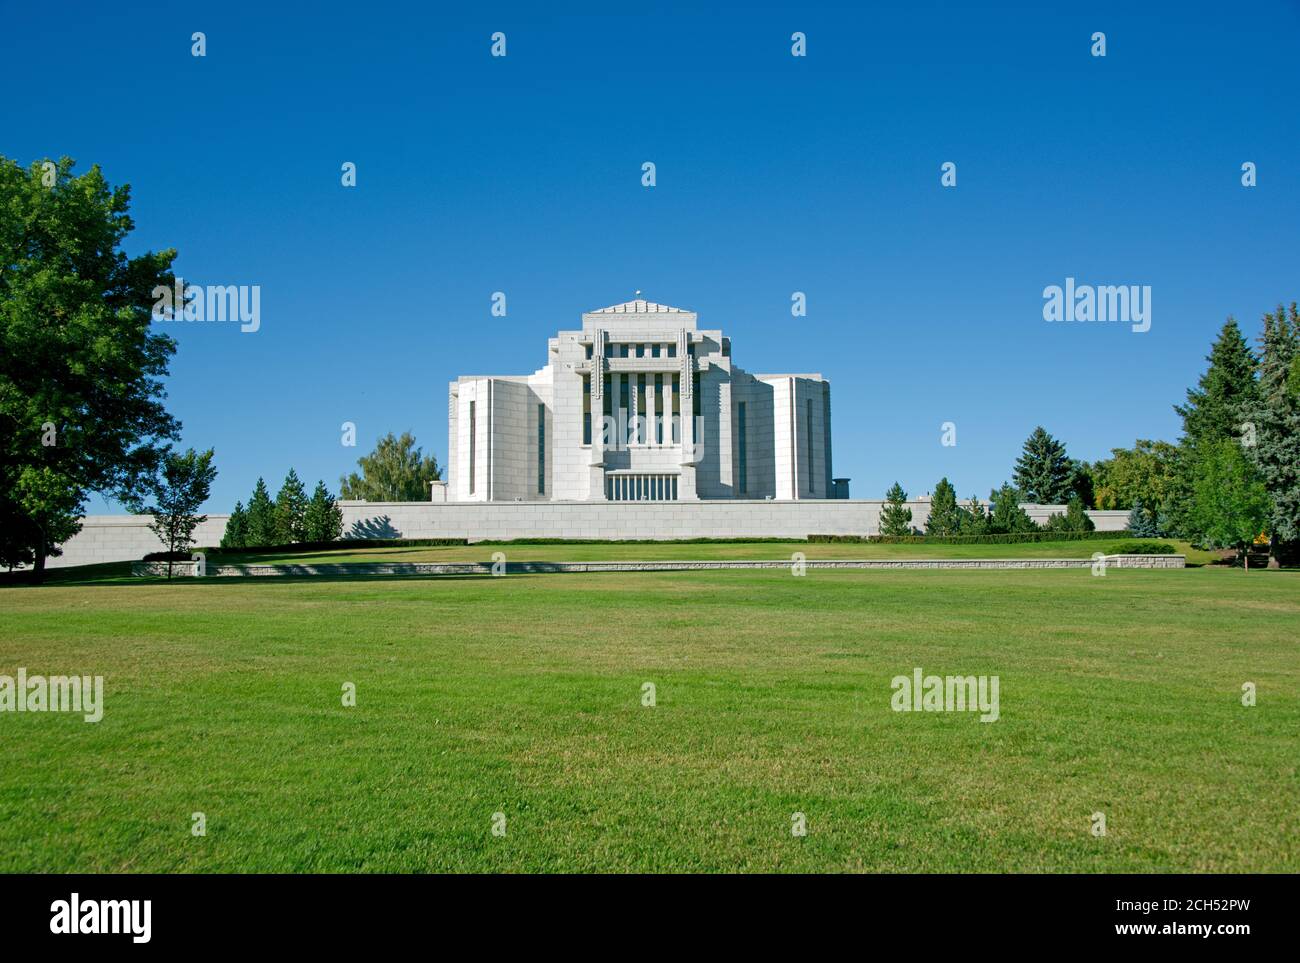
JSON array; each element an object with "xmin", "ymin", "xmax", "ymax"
[{"xmin": 1, "ymin": 565, "xmax": 1296, "ymax": 872}]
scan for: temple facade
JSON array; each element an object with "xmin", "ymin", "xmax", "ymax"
[{"xmin": 445, "ymin": 299, "xmax": 837, "ymax": 502}]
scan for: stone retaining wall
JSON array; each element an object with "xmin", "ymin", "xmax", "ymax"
[{"xmin": 131, "ymin": 554, "xmax": 1185, "ymax": 578}]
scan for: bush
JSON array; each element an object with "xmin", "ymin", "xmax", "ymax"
[
  {"xmin": 1106, "ymin": 540, "xmax": 1176, "ymax": 555},
  {"xmin": 141, "ymin": 550, "xmax": 197, "ymax": 561}
]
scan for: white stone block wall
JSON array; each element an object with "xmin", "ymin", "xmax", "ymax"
[{"xmin": 38, "ymin": 503, "xmax": 1133, "ymax": 568}]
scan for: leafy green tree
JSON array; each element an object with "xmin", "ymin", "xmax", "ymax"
[
  {"xmin": 1244, "ymin": 303, "xmax": 1300, "ymax": 566},
  {"xmin": 274, "ymin": 468, "xmax": 309, "ymax": 543},
  {"xmin": 222, "ymin": 501, "xmax": 249, "ymax": 549},
  {"xmin": 988, "ymin": 483, "xmax": 1038, "ymax": 535},
  {"xmin": 1013, "ymin": 427, "xmax": 1074, "ymax": 504},
  {"xmin": 304, "ymin": 480, "xmax": 343, "ymax": 542},
  {"xmin": 0, "ymin": 156, "xmax": 180, "ymax": 579},
  {"xmin": 1175, "ymin": 319, "xmax": 1261, "ymax": 448},
  {"xmin": 1090, "ymin": 440, "xmax": 1180, "ymax": 512},
  {"xmin": 143, "ymin": 448, "xmax": 216, "ymax": 577},
  {"xmin": 339, "ymin": 431, "xmax": 440, "ymax": 502},
  {"xmin": 1189, "ymin": 438, "xmax": 1271, "ymax": 569},
  {"xmin": 245, "ymin": 477, "xmax": 277, "ymax": 547},
  {"xmin": 924, "ymin": 477, "xmax": 963, "ymax": 536},
  {"xmin": 879, "ymin": 482, "xmax": 913, "ymax": 536}
]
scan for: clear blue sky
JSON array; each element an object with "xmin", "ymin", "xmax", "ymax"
[{"xmin": 5, "ymin": 1, "xmax": 1298, "ymax": 511}]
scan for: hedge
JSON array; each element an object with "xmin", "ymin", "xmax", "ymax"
[{"xmin": 809, "ymin": 531, "xmax": 1131, "ymax": 545}]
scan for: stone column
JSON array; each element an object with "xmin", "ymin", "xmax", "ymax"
[
  {"xmin": 677, "ymin": 331, "xmax": 698, "ymax": 499},
  {"xmin": 588, "ymin": 329, "xmax": 607, "ymax": 500}
]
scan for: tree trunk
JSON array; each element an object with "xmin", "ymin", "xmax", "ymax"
[{"xmin": 31, "ymin": 547, "xmax": 46, "ymax": 585}]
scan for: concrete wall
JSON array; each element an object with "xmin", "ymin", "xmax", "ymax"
[{"xmin": 38, "ymin": 503, "xmax": 1132, "ymax": 569}]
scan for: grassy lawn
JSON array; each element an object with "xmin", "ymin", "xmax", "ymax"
[
  {"xmin": 1, "ymin": 562, "xmax": 1296, "ymax": 873},
  {"xmin": 186, "ymin": 537, "xmax": 1219, "ymax": 568}
]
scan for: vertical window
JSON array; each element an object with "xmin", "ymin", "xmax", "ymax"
[
  {"xmin": 672, "ymin": 374, "xmax": 680, "ymax": 443},
  {"xmin": 620, "ymin": 375, "xmax": 630, "ymax": 446},
  {"xmin": 652, "ymin": 344, "xmax": 661, "ymax": 358},
  {"xmin": 806, "ymin": 398, "xmax": 814, "ymax": 494},
  {"xmin": 637, "ymin": 373, "xmax": 647, "ymax": 444},
  {"xmin": 468, "ymin": 400, "xmax": 476, "ymax": 495},
  {"xmin": 737, "ymin": 401, "xmax": 747, "ymax": 495},
  {"xmin": 582, "ymin": 375, "xmax": 591, "ymax": 445},
  {"xmin": 537, "ymin": 404, "xmax": 545, "ymax": 494},
  {"xmin": 584, "ymin": 344, "xmax": 592, "ymax": 359},
  {"xmin": 668, "ymin": 343, "xmax": 676, "ymax": 358},
  {"xmin": 654, "ymin": 374, "xmax": 663, "ymax": 444}
]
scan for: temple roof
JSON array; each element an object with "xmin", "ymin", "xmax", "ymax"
[{"xmin": 588, "ymin": 299, "xmax": 691, "ymax": 315}]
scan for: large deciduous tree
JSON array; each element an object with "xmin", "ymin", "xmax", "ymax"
[
  {"xmin": 339, "ymin": 431, "xmax": 440, "ymax": 502},
  {"xmin": 1, "ymin": 156, "xmax": 180, "ymax": 578}
]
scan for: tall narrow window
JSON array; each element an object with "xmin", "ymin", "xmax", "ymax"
[
  {"xmin": 636, "ymin": 373, "xmax": 647, "ymax": 445},
  {"xmin": 806, "ymin": 398, "xmax": 814, "ymax": 494},
  {"xmin": 537, "ymin": 404, "xmax": 545, "ymax": 494},
  {"xmin": 620, "ymin": 375, "xmax": 630, "ymax": 446},
  {"xmin": 468, "ymin": 400, "xmax": 476, "ymax": 495},
  {"xmin": 737, "ymin": 401, "xmax": 747, "ymax": 495},
  {"xmin": 582, "ymin": 375, "xmax": 591, "ymax": 445}
]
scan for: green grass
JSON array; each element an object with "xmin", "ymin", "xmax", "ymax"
[
  {"xmin": 1, "ymin": 560, "xmax": 1296, "ymax": 872},
  {"xmin": 193, "ymin": 536, "xmax": 1219, "ymax": 568}
]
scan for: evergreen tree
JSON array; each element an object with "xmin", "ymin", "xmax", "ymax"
[
  {"xmin": 924, "ymin": 478, "xmax": 963, "ymax": 536},
  {"xmin": 879, "ymin": 482, "xmax": 913, "ymax": 536},
  {"xmin": 1175, "ymin": 318, "xmax": 1260, "ymax": 448},
  {"xmin": 245, "ymin": 477, "xmax": 276, "ymax": 547},
  {"xmin": 274, "ymin": 468, "xmax": 309, "ymax": 543},
  {"xmin": 1244, "ymin": 303, "xmax": 1300, "ymax": 565},
  {"xmin": 1064, "ymin": 494, "xmax": 1094, "ymax": 532},
  {"xmin": 960, "ymin": 494, "xmax": 988, "ymax": 535},
  {"xmin": 222, "ymin": 501, "xmax": 248, "ymax": 549},
  {"xmin": 988, "ymin": 483, "xmax": 1038, "ymax": 534},
  {"xmin": 1126, "ymin": 498, "xmax": 1157, "ymax": 537},
  {"xmin": 304, "ymin": 480, "xmax": 343, "ymax": 543},
  {"xmin": 1013, "ymin": 427, "xmax": 1074, "ymax": 504}
]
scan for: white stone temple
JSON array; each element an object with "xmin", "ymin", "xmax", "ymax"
[{"xmin": 445, "ymin": 299, "xmax": 840, "ymax": 502}]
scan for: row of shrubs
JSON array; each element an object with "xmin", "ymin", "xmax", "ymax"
[{"xmin": 809, "ymin": 530, "xmax": 1126, "ymax": 544}]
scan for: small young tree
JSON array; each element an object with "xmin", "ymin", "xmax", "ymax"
[
  {"xmin": 274, "ymin": 468, "xmax": 309, "ymax": 543},
  {"xmin": 988, "ymin": 483, "xmax": 1038, "ymax": 535},
  {"xmin": 925, "ymin": 478, "xmax": 963, "ymax": 536},
  {"xmin": 1013, "ymin": 426, "xmax": 1074, "ymax": 504},
  {"xmin": 245, "ymin": 477, "xmax": 276, "ymax": 547},
  {"xmin": 960, "ymin": 494, "xmax": 988, "ymax": 535},
  {"xmin": 1127, "ymin": 498, "xmax": 1157, "ymax": 537},
  {"xmin": 1064, "ymin": 494, "xmax": 1095, "ymax": 532},
  {"xmin": 222, "ymin": 501, "xmax": 248, "ymax": 549},
  {"xmin": 304, "ymin": 480, "xmax": 343, "ymax": 542},
  {"xmin": 879, "ymin": 482, "xmax": 913, "ymax": 536},
  {"xmin": 1189, "ymin": 438, "xmax": 1271, "ymax": 569},
  {"xmin": 144, "ymin": 448, "xmax": 217, "ymax": 578}
]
